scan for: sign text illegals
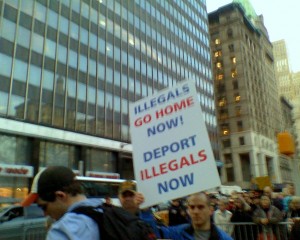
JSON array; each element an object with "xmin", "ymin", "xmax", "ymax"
[{"xmin": 129, "ymin": 80, "xmax": 221, "ymax": 208}]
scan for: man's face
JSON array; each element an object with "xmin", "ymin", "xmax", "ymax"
[
  {"xmin": 37, "ymin": 195, "xmax": 67, "ymax": 220},
  {"xmin": 288, "ymin": 185, "xmax": 295, "ymax": 195},
  {"xmin": 263, "ymin": 187, "xmax": 272, "ymax": 197},
  {"xmin": 119, "ymin": 190, "xmax": 136, "ymax": 212},
  {"xmin": 260, "ymin": 197, "xmax": 271, "ymax": 209},
  {"xmin": 218, "ymin": 201, "xmax": 226, "ymax": 211},
  {"xmin": 171, "ymin": 200, "xmax": 180, "ymax": 207},
  {"xmin": 187, "ymin": 195, "xmax": 211, "ymax": 229}
]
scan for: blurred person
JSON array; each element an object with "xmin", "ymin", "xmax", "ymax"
[
  {"xmin": 161, "ymin": 192, "xmax": 233, "ymax": 240},
  {"xmin": 102, "ymin": 195, "xmax": 113, "ymax": 208},
  {"xmin": 118, "ymin": 180, "xmax": 144, "ymax": 215},
  {"xmin": 118, "ymin": 180, "xmax": 162, "ymax": 238},
  {"xmin": 289, "ymin": 220, "xmax": 300, "ymax": 240},
  {"xmin": 286, "ymin": 196, "xmax": 300, "ymax": 222},
  {"xmin": 263, "ymin": 186, "xmax": 283, "ymax": 211},
  {"xmin": 214, "ymin": 199, "xmax": 233, "ymax": 236},
  {"xmin": 242, "ymin": 192, "xmax": 253, "ymax": 206},
  {"xmin": 227, "ymin": 199, "xmax": 235, "ymax": 212},
  {"xmin": 250, "ymin": 195, "xmax": 261, "ymax": 214},
  {"xmin": 287, "ymin": 196, "xmax": 300, "ymax": 217},
  {"xmin": 22, "ymin": 166, "xmax": 101, "ymax": 240},
  {"xmin": 283, "ymin": 184, "xmax": 295, "ymax": 213},
  {"xmin": 231, "ymin": 196, "xmax": 254, "ymax": 240},
  {"xmin": 209, "ymin": 194, "xmax": 219, "ymax": 211},
  {"xmin": 253, "ymin": 195, "xmax": 283, "ymax": 240},
  {"xmin": 168, "ymin": 198, "xmax": 189, "ymax": 226}
]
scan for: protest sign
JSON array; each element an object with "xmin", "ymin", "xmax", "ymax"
[{"xmin": 129, "ymin": 80, "xmax": 221, "ymax": 207}]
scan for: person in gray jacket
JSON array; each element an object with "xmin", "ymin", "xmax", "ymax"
[{"xmin": 252, "ymin": 195, "xmax": 283, "ymax": 240}]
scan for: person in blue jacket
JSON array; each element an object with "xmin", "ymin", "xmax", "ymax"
[
  {"xmin": 22, "ymin": 166, "xmax": 101, "ymax": 240},
  {"xmin": 160, "ymin": 192, "xmax": 233, "ymax": 240}
]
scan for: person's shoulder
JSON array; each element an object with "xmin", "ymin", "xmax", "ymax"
[
  {"xmin": 49, "ymin": 212, "xmax": 99, "ymax": 240},
  {"xmin": 69, "ymin": 199, "xmax": 101, "ymax": 210},
  {"xmin": 160, "ymin": 223, "xmax": 191, "ymax": 239},
  {"xmin": 214, "ymin": 209, "xmax": 221, "ymax": 214},
  {"xmin": 214, "ymin": 225, "xmax": 233, "ymax": 240}
]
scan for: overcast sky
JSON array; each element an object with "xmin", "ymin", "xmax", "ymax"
[{"xmin": 206, "ymin": 0, "xmax": 300, "ymax": 73}]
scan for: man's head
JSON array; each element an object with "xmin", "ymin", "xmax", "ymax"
[
  {"xmin": 171, "ymin": 198, "xmax": 181, "ymax": 207},
  {"xmin": 105, "ymin": 196, "xmax": 112, "ymax": 205},
  {"xmin": 22, "ymin": 166, "xmax": 84, "ymax": 220},
  {"xmin": 263, "ymin": 186, "xmax": 273, "ymax": 198},
  {"xmin": 260, "ymin": 195, "xmax": 271, "ymax": 209},
  {"xmin": 118, "ymin": 180, "xmax": 138, "ymax": 214},
  {"xmin": 218, "ymin": 199, "xmax": 228, "ymax": 212},
  {"xmin": 286, "ymin": 184, "xmax": 295, "ymax": 196},
  {"xmin": 186, "ymin": 192, "xmax": 211, "ymax": 230}
]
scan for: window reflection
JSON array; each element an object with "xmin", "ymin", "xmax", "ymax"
[
  {"xmin": 17, "ymin": 27, "xmax": 30, "ymax": 48},
  {"xmin": 39, "ymin": 141, "xmax": 75, "ymax": 166},
  {"xmin": 31, "ymin": 33, "xmax": 44, "ymax": 54},
  {"xmin": 59, "ymin": 16, "xmax": 69, "ymax": 35},
  {"xmin": 2, "ymin": 19, "xmax": 16, "ymax": 42},
  {"xmin": 34, "ymin": 3, "xmax": 46, "ymax": 22},
  {"xmin": 0, "ymin": 92, "xmax": 9, "ymax": 115},
  {"xmin": 9, "ymin": 95, "xmax": 25, "ymax": 118},
  {"xmin": 86, "ymin": 149, "xmax": 116, "ymax": 173},
  {"xmin": 0, "ymin": 54, "xmax": 12, "ymax": 77},
  {"xmin": 47, "ymin": 9, "xmax": 58, "ymax": 29}
]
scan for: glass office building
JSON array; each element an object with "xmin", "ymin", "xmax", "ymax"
[{"xmin": 0, "ymin": 0, "xmax": 217, "ymax": 201}]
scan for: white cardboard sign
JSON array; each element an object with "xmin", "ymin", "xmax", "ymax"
[{"xmin": 129, "ymin": 80, "xmax": 221, "ymax": 207}]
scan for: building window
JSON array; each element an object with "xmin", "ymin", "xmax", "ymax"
[
  {"xmin": 86, "ymin": 148, "xmax": 117, "ymax": 173},
  {"xmin": 215, "ymin": 38, "xmax": 221, "ymax": 45},
  {"xmin": 223, "ymin": 139, "xmax": 231, "ymax": 148},
  {"xmin": 216, "ymin": 74, "xmax": 224, "ymax": 80},
  {"xmin": 218, "ymin": 97, "xmax": 227, "ymax": 107},
  {"xmin": 216, "ymin": 62, "xmax": 222, "ymax": 69},
  {"xmin": 231, "ymin": 57, "xmax": 236, "ymax": 64},
  {"xmin": 233, "ymin": 81, "xmax": 238, "ymax": 89},
  {"xmin": 224, "ymin": 153, "xmax": 232, "ymax": 163},
  {"xmin": 228, "ymin": 44, "xmax": 234, "ymax": 52},
  {"xmin": 226, "ymin": 167, "xmax": 235, "ymax": 182},
  {"xmin": 240, "ymin": 153, "xmax": 251, "ymax": 181},
  {"xmin": 220, "ymin": 109, "xmax": 228, "ymax": 120},
  {"xmin": 231, "ymin": 69, "xmax": 237, "ymax": 78},
  {"xmin": 214, "ymin": 50, "xmax": 222, "ymax": 57},
  {"xmin": 239, "ymin": 136, "xmax": 245, "ymax": 145},
  {"xmin": 235, "ymin": 93, "xmax": 241, "ymax": 102},
  {"xmin": 227, "ymin": 28, "xmax": 233, "ymax": 38},
  {"xmin": 217, "ymin": 84, "xmax": 226, "ymax": 93},
  {"xmin": 235, "ymin": 106, "xmax": 241, "ymax": 116},
  {"xmin": 237, "ymin": 121, "xmax": 243, "ymax": 132},
  {"xmin": 221, "ymin": 123, "xmax": 230, "ymax": 136}
]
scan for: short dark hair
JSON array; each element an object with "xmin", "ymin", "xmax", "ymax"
[
  {"xmin": 38, "ymin": 166, "xmax": 83, "ymax": 202},
  {"xmin": 187, "ymin": 192, "xmax": 211, "ymax": 207}
]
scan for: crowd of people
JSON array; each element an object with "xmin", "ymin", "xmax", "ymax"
[
  {"xmin": 160, "ymin": 185, "xmax": 299, "ymax": 240},
  {"xmin": 22, "ymin": 165, "xmax": 299, "ymax": 240}
]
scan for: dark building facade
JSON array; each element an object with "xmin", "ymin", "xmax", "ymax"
[{"xmin": 0, "ymin": 0, "xmax": 217, "ymax": 202}]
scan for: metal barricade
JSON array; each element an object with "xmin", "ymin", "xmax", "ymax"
[{"xmin": 216, "ymin": 222, "xmax": 294, "ymax": 240}]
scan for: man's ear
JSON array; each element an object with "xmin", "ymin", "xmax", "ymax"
[{"xmin": 55, "ymin": 191, "xmax": 67, "ymax": 200}]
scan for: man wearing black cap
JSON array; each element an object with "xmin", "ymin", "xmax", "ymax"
[{"xmin": 22, "ymin": 166, "xmax": 101, "ymax": 240}]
